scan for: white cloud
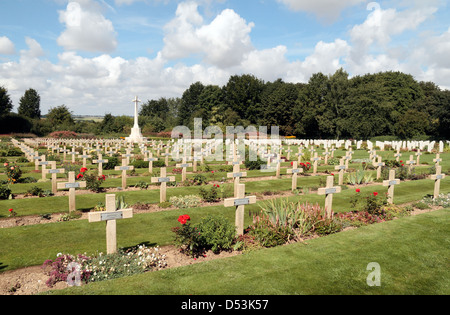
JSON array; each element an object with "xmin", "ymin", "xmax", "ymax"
[
  {"xmin": 277, "ymin": 0, "xmax": 365, "ymax": 21},
  {"xmin": 161, "ymin": 2, "xmax": 254, "ymax": 68},
  {"xmin": 57, "ymin": 0, "xmax": 117, "ymax": 53},
  {"xmin": 0, "ymin": 36, "xmax": 16, "ymax": 55},
  {"xmin": 346, "ymin": 5, "xmax": 438, "ymax": 75}
]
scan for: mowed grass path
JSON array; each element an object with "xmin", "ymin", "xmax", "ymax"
[{"xmin": 49, "ymin": 209, "xmax": 450, "ymax": 295}]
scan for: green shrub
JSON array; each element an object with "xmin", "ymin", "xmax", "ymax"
[
  {"xmin": 197, "ymin": 215, "xmax": 236, "ymax": 253},
  {"xmin": 246, "ymin": 215, "xmax": 291, "ymax": 247},
  {"xmin": 350, "ymin": 190, "xmax": 388, "ymax": 215},
  {"xmin": 169, "ymin": 195, "xmax": 202, "ymax": 209},
  {"xmin": 103, "ymin": 156, "xmax": 119, "ymax": 170},
  {"xmin": 134, "ymin": 181, "xmax": 149, "ymax": 190},
  {"xmin": 27, "ymin": 186, "xmax": 44, "ymax": 197},
  {"xmin": 84, "ymin": 173, "xmax": 106, "ymax": 193},
  {"xmin": 0, "ymin": 185, "xmax": 12, "ymax": 200},
  {"xmin": 199, "ymin": 185, "xmax": 220, "ymax": 202},
  {"xmin": 245, "ymin": 157, "xmax": 264, "ymax": 170}
]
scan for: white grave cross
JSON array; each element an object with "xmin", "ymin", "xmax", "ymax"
[
  {"xmin": 317, "ymin": 176, "xmax": 341, "ymax": 218},
  {"xmin": 88, "ymin": 194, "xmax": 133, "ymax": 254},
  {"xmin": 224, "ymin": 184, "xmax": 256, "ymax": 236},
  {"xmin": 383, "ymin": 170, "xmax": 400, "ymax": 204},
  {"xmin": 431, "ymin": 166, "xmax": 445, "ymax": 199},
  {"xmin": 57, "ymin": 171, "xmax": 86, "ymax": 213}
]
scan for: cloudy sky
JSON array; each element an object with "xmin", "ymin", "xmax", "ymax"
[{"xmin": 0, "ymin": 0, "xmax": 449, "ymax": 116}]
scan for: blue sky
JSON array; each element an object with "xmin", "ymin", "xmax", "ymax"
[{"xmin": 1, "ymin": 0, "xmax": 449, "ymax": 116}]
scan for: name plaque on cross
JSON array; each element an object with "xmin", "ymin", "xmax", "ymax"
[
  {"xmin": 325, "ymin": 188, "xmax": 337, "ymax": 194},
  {"xmin": 101, "ymin": 212, "xmax": 124, "ymax": 221},
  {"xmin": 158, "ymin": 177, "xmax": 172, "ymax": 183},
  {"xmin": 234, "ymin": 198, "xmax": 250, "ymax": 206},
  {"xmin": 65, "ymin": 182, "xmax": 81, "ymax": 189}
]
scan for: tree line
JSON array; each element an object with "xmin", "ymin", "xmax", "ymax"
[{"xmin": 1, "ymin": 69, "xmax": 449, "ymax": 140}]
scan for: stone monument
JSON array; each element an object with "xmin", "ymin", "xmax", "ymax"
[{"xmin": 126, "ymin": 96, "xmax": 146, "ymax": 143}]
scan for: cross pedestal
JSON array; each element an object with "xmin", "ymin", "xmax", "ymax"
[
  {"xmin": 224, "ymin": 184, "xmax": 256, "ymax": 236},
  {"xmin": 383, "ymin": 170, "xmax": 400, "ymax": 204},
  {"xmin": 57, "ymin": 171, "xmax": 86, "ymax": 213},
  {"xmin": 88, "ymin": 194, "xmax": 133, "ymax": 254},
  {"xmin": 431, "ymin": 166, "xmax": 445, "ymax": 199},
  {"xmin": 151, "ymin": 167, "xmax": 176, "ymax": 203},
  {"xmin": 317, "ymin": 176, "xmax": 341, "ymax": 218}
]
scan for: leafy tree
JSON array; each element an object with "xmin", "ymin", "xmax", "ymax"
[
  {"xmin": 178, "ymin": 82, "xmax": 205, "ymax": 126},
  {"xmin": 0, "ymin": 86, "xmax": 13, "ymax": 116},
  {"xmin": 260, "ymin": 79, "xmax": 299, "ymax": 136},
  {"xmin": 18, "ymin": 88, "xmax": 41, "ymax": 119},
  {"xmin": 46, "ymin": 105, "xmax": 74, "ymax": 130},
  {"xmin": 222, "ymin": 74, "xmax": 264, "ymax": 124}
]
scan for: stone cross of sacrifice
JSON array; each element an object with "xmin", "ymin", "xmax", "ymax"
[
  {"xmin": 57, "ymin": 171, "xmax": 86, "ymax": 213},
  {"xmin": 151, "ymin": 167, "xmax": 176, "ymax": 203},
  {"xmin": 318, "ymin": 176, "xmax": 341, "ymax": 218},
  {"xmin": 224, "ymin": 184, "xmax": 256, "ymax": 236},
  {"xmin": 431, "ymin": 166, "xmax": 445, "ymax": 199},
  {"xmin": 88, "ymin": 194, "xmax": 133, "ymax": 255},
  {"xmin": 382, "ymin": 170, "xmax": 400, "ymax": 204}
]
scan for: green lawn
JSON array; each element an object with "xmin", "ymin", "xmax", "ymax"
[{"xmin": 46, "ymin": 208, "xmax": 450, "ymax": 295}]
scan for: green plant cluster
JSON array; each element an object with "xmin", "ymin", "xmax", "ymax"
[
  {"xmin": 41, "ymin": 245, "xmax": 167, "ymax": 287},
  {"xmin": 169, "ymin": 195, "xmax": 202, "ymax": 209},
  {"xmin": 172, "ymin": 214, "xmax": 236, "ymax": 256}
]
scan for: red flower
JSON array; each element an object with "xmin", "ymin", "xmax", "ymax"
[
  {"xmin": 331, "ymin": 173, "xmax": 334, "ymax": 176},
  {"xmin": 80, "ymin": 167, "xmax": 88, "ymax": 173},
  {"xmin": 400, "ymin": 160, "xmax": 403, "ymax": 163},
  {"xmin": 8, "ymin": 208, "xmax": 13, "ymax": 212},
  {"xmin": 401, "ymin": 164, "xmax": 404, "ymax": 166},
  {"xmin": 76, "ymin": 173, "xmax": 83, "ymax": 179},
  {"xmin": 373, "ymin": 192, "xmax": 378, "ymax": 197},
  {"xmin": 356, "ymin": 189, "xmax": 361, "ymax": 193},
  {"xmin": 217, "ymin": 185, "xmax": 220, "ymax": 188},
  {"xmin": 178, "ymin": 214, "xmax": 191, "ymax": 225},
  {"xmin": 290, "ymin": 161, "xmax": 293, "ymax": 166}
]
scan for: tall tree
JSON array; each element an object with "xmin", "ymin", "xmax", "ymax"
[
  {"xmin": 222, "ymin": 74, "xmax": 264, "ymax": 124},
  {"xmin": 18, "ymin": 88, "xmax": 41, "ymax": 119},
  {"xmin": 178, "ymin": 82, "xmax": 205, "ymax": 126},
  {"xmin": 0, "ymin": 86, "xmax": 13, "ymax": 116},
  {"xmin": 46, "ymin": 105, "xmax": 74, "ymax": 128}
]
